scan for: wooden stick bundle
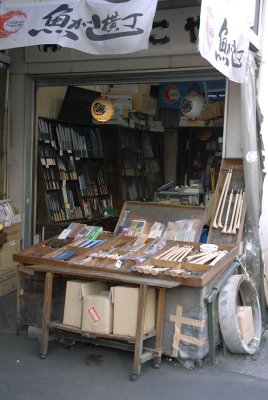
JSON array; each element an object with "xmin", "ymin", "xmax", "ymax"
[
  {"xmin": 137, "ymin": 265, "xmax": 154, "ymax": 273},
  {"xmin": 188, "ymin": 250, "xmax": 228, "ymax": 265},
  {"xmin": 155, "ymin": 245, "xmax": 180, "ymax": 260},
  {"xmin": 150, "ymin": 267, "xmax": 169, "ymax": 275},
  {"xmin": 156, "ymin": 245, "xmax": 192, "ymax": 262},
  {"xmin": 169, "ymin": 269, "xmax": 191, "ymax": 278},
  {"xmin": 212, "ymin": 168, "xmax": 233, "ymax": 229},
  {"xmin": 222, "ymin": 189, "xmax": 233, "ymax": 233},
  {"xmin": 173, "ymin": 246, "xmax": 193, "ymax": 262},
  {"xmin": 209, "ymin": 250, "xmax": 228, "ymax": 266},
  {"xmin": 236, "ymin": 191, "xmax": 245, "ymax": 230},
  {"xmin": 226, "ymin": 190, "xmax": 240, "ymax": 234}
]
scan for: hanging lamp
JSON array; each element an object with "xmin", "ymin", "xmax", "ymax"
[{"xmin": 91, "ymin": 95, "xmax": 114, "ymax": 123}]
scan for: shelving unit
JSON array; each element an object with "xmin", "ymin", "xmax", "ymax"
[
  {"xmin": 36, "ymin": 117, "xmax": 112, "ymax": 233},
  {"xmin": 36, "ymin": 119, "xmax": 164, "ymax": 237},
  {"xmin": 99, "ymin": 125, "xmax": 164, "ymax": 210},
  {"xmin": 177, "ymin": 126, "xmax": 223, "ymax": 191}
]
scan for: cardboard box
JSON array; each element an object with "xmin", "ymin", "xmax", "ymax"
[
  {"xmin": 63, "ymin": 280, "xmax": 107, "ymax": 328},
  {"xmin": 0, "ymin": 200, "xmax": 21, "ymax": 226},
  {"xmin": 133, "ymin": 94, "xmax": 157, "ymax": 116},
  {"xmin": 109, "ymin": 84, "xmax": 151, "ymax": 96},
  {"xmin": 0, "ymin": 239, "xmax": 20, "ymax": 270},
  {"xmin": 0, "ymin": 267, "xmax": 16, "ymax": 297},
  {"xmin": 237, "ymin": 306, "xmax": 255, "ymax": 344},
  {"xmin": 82, "ymin": 290, "xmax": 113, "ymax": 334},
  {"xmin": 4, "ymin": 223, "xmax": 21, "ymax": 243},
  {"xmin": 202, "ymin": 101, "xmax": 224, "ymax": 120},
  {"xmin": 112, "ymin": 286, "xmax": 156, "ymax": 337}
]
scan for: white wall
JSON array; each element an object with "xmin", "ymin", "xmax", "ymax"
[{"xmin": 224, "ymin": 81, "xmax": 243, "ymax": 158}]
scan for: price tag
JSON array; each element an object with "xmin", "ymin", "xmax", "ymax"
[
  {"xmin": 67, "ymin": 150, "xmax": 72, "ymax": 154},
  {"xmin": 59, "ymin": 149, "xmax": 63, "ymax": 156},
  {"xmin": 115, "ymin": 259, "xmax": 122, "ymax": 269}
]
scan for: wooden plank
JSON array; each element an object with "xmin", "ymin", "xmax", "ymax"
[
  {"xmin": 132, "ymin": 284, "xmax": 147, "ymax": 377},
  {"xmin": 0, "ymin": 231, "xmax": 7, "ymax": 246},
  {"xmin": 18, "ymin": 263, "xmax": 181, "ymax": 288},
  {"xmin": 40, "ymin": 272, "xmax": 54, "ymax": 358},
  {"xmin": 47, "ymin": 321, "xmax": 156, "ymax": 343},
  {"xmin": 154, "ymin": 287, "xmax": 166, "ymax": 365}
]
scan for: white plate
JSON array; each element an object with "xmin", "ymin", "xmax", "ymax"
[{"xmin": 200, "ymin": 243, "xmax": 218, "ymax": 253}]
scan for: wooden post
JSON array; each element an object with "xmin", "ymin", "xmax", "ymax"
[
  {"xmin": 131, "ymin": 284, "xmax": 147, "ymax": 380},
  {"xmin": 40, "ymin": 271, "xmax": 54, "ymax": 358},
  {"xmin": 154, "ymin": 287, "xmax": 167, "ymax": 366}
]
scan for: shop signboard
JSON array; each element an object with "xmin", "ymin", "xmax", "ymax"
[
  {"xmin": 0, "ymin": 0, "xmax": 158, "ymax": 55},
  {"xmin": 199, "ymin": 0, "xmax": 252, "ymax": 83}
]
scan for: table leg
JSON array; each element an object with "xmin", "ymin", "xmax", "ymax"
[
  {"xmin": 154, "ymin": 287, "xmax": 166, "ymax": 367},
  {"xmin": 131, "ymin": 284, "xmax": 147, "ymax": 381},
  {"xmin": 40, "ymin": 272, "xmax": 54, "ymax": 359},
  {"xmin": 16, "ymin": 268, "xmax": 24, "ymax": 335}
]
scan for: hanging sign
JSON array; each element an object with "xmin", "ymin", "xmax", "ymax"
[
  {"xmin": 0, "ymin": 0, "xmax": 158, "ymax": 54},
  {"xmin": 199, "ymin": 0, "xmax": 250, "ymax": 83}
]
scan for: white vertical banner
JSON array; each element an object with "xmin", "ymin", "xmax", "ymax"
[
  {"xmin": 0, "ymin": 0, "xmax": 158, "ymax": 54},
  {"xmin": 199, "ymin": 0, "xmax": 251, "ymax": 83}
]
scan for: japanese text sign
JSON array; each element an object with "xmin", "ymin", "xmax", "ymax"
[
  {"xmin": 199, "ymin": 0, "xmax": 250, "ymax": 83},
  {"xmin": 0, "ymin": 0, "xmax": 158, "ymax": 55}
]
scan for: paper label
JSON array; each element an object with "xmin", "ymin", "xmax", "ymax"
[
  {"xmin": 115, "ymin": 259, "xmax": 122, "ymax": 269},
  {"xmin": 88, "ymin": 306, "xmax": 100, "ymax": 323},
  {"xmin": 246, "ymin": 151, "xmax": 258, "ymax": 163}
]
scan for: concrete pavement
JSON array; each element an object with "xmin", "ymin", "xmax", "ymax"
[{"xmin": 1, "ymin": 292, "xmax": 268, "ymax": 400}]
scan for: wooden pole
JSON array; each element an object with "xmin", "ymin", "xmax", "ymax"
[
  {"xmin": 217, "ymin": 169, "xmax": 233, "ymax": 229},
  {"xmin": 227, "ymin": 190, "xmax": 239, "ymax": 234},
  {"xmin": 212, "ymin": 168, "xmax": 232, "ymax": 229},
  {"xmin": 222, "ymin": 189, "xmax": 234, "ymax": 233}
]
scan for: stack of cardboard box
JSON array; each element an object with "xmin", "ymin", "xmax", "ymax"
[
  {"xmin": 63, "ymin": 280, "xmax": 156, "ymax": 337},
  {"xmin": 0, "ymin": 200, "xmax": 21, "ymax": 297}
]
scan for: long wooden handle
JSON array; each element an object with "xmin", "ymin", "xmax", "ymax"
[
  {"xmin": 232, "ymin": 190, "xmax": 243, "ymax": 234},
  {"xmin": 209, "ymin": 250, "xmax": 228, "ymax": 266},
  {"xmin": 212, "ymin": 169, "xmax": 232, "ymax": 229},
  {"xmin": 155, "ymin": 246, "xmax": 178, "ymax": 259},
  {"xmin": 227, "ymin": 191, "xmax": 239, "ymax": 234},
  {"xmin": 222, "ymin": 189, "xmax": 233, "ymax": 233},
  {"xmin": 236, "ymin": 191, "xmax": 245, "ymax": 229},
  {"xmin": 175, "ymin": 246, "xmax": 193, "ymax": 262},
  {"xmin": 150, "ymin": 267, "xmax": 169, "ymax": 276},
  {"xmin": 189, "ymin": 251, "xmax": 220, "ymax": 264},
  {"xmin": 217, "ymin": 170, "xmax": 233, "ymax": 229}
]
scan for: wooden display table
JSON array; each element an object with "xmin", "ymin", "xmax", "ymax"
[
  {"xmin": 16, "ymin": 260, "xmax": 180, "ymax": 381},
  {"xmin": 15, "ymin": 184, "xmax": 246, "ymax": 375}
]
